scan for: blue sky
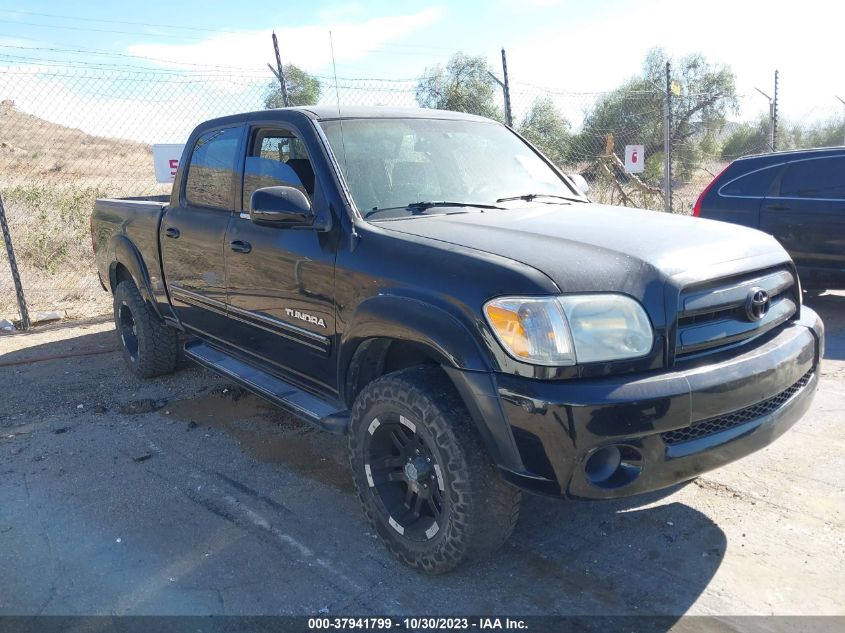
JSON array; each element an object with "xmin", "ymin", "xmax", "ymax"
[{"xmin": 1, "ymin": 1, "xmax": 843, "ymax": 140}]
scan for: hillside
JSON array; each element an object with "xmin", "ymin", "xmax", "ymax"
[
  {"xmin": 0, "ymin": 103, "xmax": 169, "ymax": 321},
  {"xmin": 0, "ymin": 101, "xmax": 161, "ymax": 193}
]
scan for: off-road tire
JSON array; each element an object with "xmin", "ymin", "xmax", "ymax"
[
  {"xmin": 349, "ymin": 366, "xmax": 521, "ymax": 574},
  {"xmin": 113, "ymin": 280, "xmax": 178, "ymax": 379}
]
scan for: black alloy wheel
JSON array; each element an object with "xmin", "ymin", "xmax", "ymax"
[{"xmin": 364, "ymin": 413, "xmax": 447, "ymax": 541}]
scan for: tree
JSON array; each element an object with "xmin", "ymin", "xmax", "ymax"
[
  {"xmin": 789, "ymin": 117, "xmax": 845, "ymax": 149},
  {"xmin": 721, "ymin": 116, "xmax": 772, "ymax": 159},
  {"xmin": 720, "ymin": 115, "xmax": 844, "ymax": 159},
  {"xmin": 263, "ymin": 65, "xmax": 322, "ymax": 108},
  {"xmin": 576, "ymin": 48, "xmax": 738, "ymax": 179},
  {"xmin": 518, "ymin": 97, "xmax": 571, "ymax": 167},
  {"xmin": 415, "ymin": 53, "xmax": 503, "ymax": 121}
]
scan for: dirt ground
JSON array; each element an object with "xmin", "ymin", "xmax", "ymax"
[{"xmin": 0, "ymin": 293, "xmax": 843, "ymax": 618}]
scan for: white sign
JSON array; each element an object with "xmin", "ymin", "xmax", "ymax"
[
  {"xmin": 624, "ymin": 145, "xmax": 645, "ymax": 174},
  {"xmin": 152, "ymin": 144, "xmax": 186, "ymax": 183}
]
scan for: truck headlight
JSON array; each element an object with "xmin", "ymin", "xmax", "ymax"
[{"xmin": 484, "ymin": 294, "xmax": 653, "ymax": 366}]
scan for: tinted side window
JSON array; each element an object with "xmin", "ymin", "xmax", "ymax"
[
  {"xmin": 779, "ymin": 157, "xmax": 845, "ymax": 199},
  {"xmin": 719, "ymin": 165, "xmax": 779, "ymax": 197},
  {"xmin": 185, "ymin": 127, "xmax": 241, "ymax": 209},
  {"xmin": 242, "ymin": 130, "xmax": 316, "ymax": 209}
]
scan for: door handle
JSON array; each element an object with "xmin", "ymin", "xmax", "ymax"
[
  {"xmin": 766, "ymin": 203, "xmax": 790, "ymax": 211},
  {"xmin": 164, "ymin": 227, "xmax": 180, "ymax": 238},
  {"xmin": 230, "ymin": 240, "xmax": 252, "ymax": 254}
]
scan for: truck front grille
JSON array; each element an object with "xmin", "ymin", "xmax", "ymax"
[
  {"xmin": 675, "ymin": 266, "xmax": 798, "ymax": 360},
  {"xmin": 661, "ymin": 369, "xmax": 814, "ymax": 446}
]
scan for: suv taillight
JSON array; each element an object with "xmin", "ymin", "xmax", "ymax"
[{"xmin": 693, "ymin": 162, "xmax": 732, "ymax": 217}]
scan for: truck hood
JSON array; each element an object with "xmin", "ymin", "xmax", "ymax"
[{"xmin": 377, "ymin": 203, "xmax": 790, "ymax": 295}]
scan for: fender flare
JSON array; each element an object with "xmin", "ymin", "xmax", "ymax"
[
  {"xmin": 108, "ymin": 234, "xmax": 162, "ymax": 320},
  {"xmin": 339, "ymin": 294, "xmax": 492, "ymax": 378},
  {"xmin": 340, "ymin": 295, "xmax": 525, "ymax": 472}
]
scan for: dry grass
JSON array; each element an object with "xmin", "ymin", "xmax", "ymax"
[{"xmin": 0, "ymin": 103, "xmax": 167, "ymax": 322}]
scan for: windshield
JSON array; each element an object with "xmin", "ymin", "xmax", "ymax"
[{"xmin": 319, "ymin": 117, "xmax": 580, "ymax": 218}]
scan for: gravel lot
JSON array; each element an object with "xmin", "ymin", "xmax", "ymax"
[{"xmin": 0, "ymin": 293, "xmax": 843, "ymax": 617}]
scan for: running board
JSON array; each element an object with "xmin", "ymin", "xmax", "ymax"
[{"xmin": 184, "ymin": 340, "xmax": 349, "ymax": 434}]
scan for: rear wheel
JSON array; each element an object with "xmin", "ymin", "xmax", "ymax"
[
  {"xmin": 113, "ymin": 280, "xmax": 178, "ymax": 378},
  {"xmin": 349, "ymin": 366, "xmax": 521, "ymax": 573}
]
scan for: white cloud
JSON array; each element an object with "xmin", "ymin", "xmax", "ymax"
[{"xmin": 127, "ymin": 8, "xmax": 444, "ymax": 74}]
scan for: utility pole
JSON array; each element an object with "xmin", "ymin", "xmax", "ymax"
[
  {"xmin": 486, "ymin": 48, "xmax": 513, "ymax": 127},
  {"xmin": 270, "ymin": 31, "xmax": 289, "ymax": 107},
  {"xmin": 754, "ymin": 87, "xmax": 775, "ymax": 151},
  {"xmin": 836, "ymin": 96, "xmax": 845, "ymax": 146},
  {"xmin": 772, "ymin": 70, "xmax": 779, "ymax": 151},
  {"xmin": 663, "ymin": 61, "xmax": 672, "ymax": 213}
]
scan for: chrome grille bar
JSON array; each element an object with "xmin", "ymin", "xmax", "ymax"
[{"xmin": 675, "ymin": 266, "xmax": 797, "ymax": 359}]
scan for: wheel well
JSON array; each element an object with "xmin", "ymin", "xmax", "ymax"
[
  {"xmin": 345, "ymin": 338, "xmax": 443, "ymax": 407},
  {"xmin": 111, "ymin": 263, "xmax": 133, "ymax": 293}
]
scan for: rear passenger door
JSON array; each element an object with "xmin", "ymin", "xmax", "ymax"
[
  {"xmin": 761, "ymin": 156, "xmax": 845, "ymax": 280},
  {"xmin": 161, "ymin": 124, "xmax": 242, "ymax": 342},
  {"xmin": 223, "ymin": 124, "xmax": 338, "ymax": 395}
]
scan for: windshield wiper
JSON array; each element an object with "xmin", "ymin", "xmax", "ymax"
[
  {"xmin": 496, "ymin": 193, "xmax": 584, "ymax": 204},
  {"xmin": 365, "ymin": 201, "xmax": 504, "ymax": 218}
]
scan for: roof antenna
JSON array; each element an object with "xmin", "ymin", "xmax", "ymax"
[
  {"xmin": 329, "ymin": 30, "xmax": 358, "ymax": 245},
  {"xmin": 329, "ymin": 31, "xmax": 348, "ymax": 180}
]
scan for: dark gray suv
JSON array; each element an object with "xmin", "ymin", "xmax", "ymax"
[{"xmin": 694, "ymin": 147, "xmax": 845, "ymax": 290}]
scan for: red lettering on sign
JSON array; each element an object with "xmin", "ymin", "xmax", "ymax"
[
  {"xmin": 169, "ymin": 158, "xmax": 179, "ymax": 176},
  {"xmin": 631, "ymin": 150, "xmax": 638, "ymax": 163}
]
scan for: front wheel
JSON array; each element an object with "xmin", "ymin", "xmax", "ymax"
[{"xmin": 348, "ymin": 366, "xmax": 521, "ymax": 573}]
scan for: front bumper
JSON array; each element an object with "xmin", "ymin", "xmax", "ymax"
[{"xmin": 450, "ymin": 306, "xmax": 824, "ymax": 500}]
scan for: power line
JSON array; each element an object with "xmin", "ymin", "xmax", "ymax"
[
  {"xmin": 0, "ymin": 9, "xmax": 460, "ymax": 52},
  {"xmin": 0, "ymin": 43, "xmax": 267, "ymax": 72},
  {"xmin": 0, "ymin": 54, "xmax": 265, "ymax": 77},
  {"xmin": 0, "ymin": 49, "xmax": 421, "ymax": 82},
  {"xmin": 0, "ymin": 19, "xmax": 212, "ymax": 41},
  {"xmin": 0, "ymin": 10, "xmax": 246, "ymax": 36}
]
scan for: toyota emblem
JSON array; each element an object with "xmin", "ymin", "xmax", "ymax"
[{"xmin": 745, "ymin": 287, "xmax": 770, "ymax": 321}]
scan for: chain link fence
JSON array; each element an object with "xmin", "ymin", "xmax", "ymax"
[{"xmin": 1, "ymin": 63, "xmax": 843, "ymax": 325}]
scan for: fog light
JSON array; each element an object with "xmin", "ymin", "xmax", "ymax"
[
  {"xmin": 584, "ymin": 446, "xmax": 622, "ymax": 484},
  {"xmin": 584, "ymin": 445, "xmax": 643, "ymax": 489}
]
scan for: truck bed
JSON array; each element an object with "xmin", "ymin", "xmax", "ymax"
[{"xmin": 91, "ymin": 194, "xmax": 172, "ymax": 319}]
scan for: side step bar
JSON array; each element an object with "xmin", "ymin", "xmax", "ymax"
[{"xmin": 184, "ymin": 340, "xmax": 349, "ymax": 434}]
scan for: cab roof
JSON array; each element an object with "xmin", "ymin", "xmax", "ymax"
[
  {"xmin": 283, "ymin": 105, "xmax": 494, "ymax": 122},
  {"xmin": 196, "ymin": 106, "xmax": 497, "ymax": 132}
]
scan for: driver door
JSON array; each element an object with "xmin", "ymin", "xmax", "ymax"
[{"xmin": 224, "ymin": 124, "xmax": 338, "ymax": 394}]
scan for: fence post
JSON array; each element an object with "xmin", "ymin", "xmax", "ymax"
[
  {"xmin": 772, "ymin": 69, "xmax": 779, "ymax": 151},
  {"xmin": 663, "ymin": 61, "xmax": 673, "ymax": 213},
  {"xmin": 501, "ymin": 48, "xmax": 513, "ymax": 128},
  {"xmin": 0, "ymin": 193, "xmax": 30, "ymax": 330}
]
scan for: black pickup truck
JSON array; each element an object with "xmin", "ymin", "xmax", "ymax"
[{"xmin": 92, "ymin": 106, "xmax": 824, "ymax": 573}]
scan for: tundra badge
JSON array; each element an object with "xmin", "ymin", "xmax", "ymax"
[{"xmin": 285, "ymin": 308, "xmax": 326, "ymax": 328}]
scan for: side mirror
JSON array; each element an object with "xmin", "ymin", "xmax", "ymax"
[
  {"xmin": 568, "ymin": 173, "xmax": 590, "ymax": 196},
  {"xmin": 249, "ymin": 186, "xmax": 313, "ymax": 227}
]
